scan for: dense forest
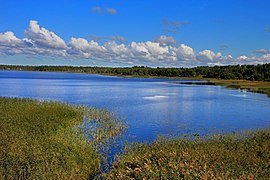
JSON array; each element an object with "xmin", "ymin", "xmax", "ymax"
[{"xmin": 0, "ymin": 64, "xmax": 269, "ymax": 81}]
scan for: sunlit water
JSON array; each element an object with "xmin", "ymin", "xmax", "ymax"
[{"xmin": 1, "ymin": 70, "xmax": 270, "ymax": 167}]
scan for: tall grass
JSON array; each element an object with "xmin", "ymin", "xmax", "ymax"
[
  {"xmin": 205, "ymin": 79, "xmax": 270, "ymax": 97},
  {"xmin": 0, "ymin": 97, "xmax": 126, "ymax": 179},
  {"xmin": 104, "ymin": 131, "xmax": 270, "ymax": 179}
]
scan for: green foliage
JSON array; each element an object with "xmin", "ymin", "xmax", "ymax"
[
  {"xmin": 104, "ymin": 131, "xmax": 270, "ymax": 179},
  {"xmin": 1, "ymin": 63, "xmax": 269, "ymax": 81},
  {"xmin": 0, "ymin": 98, "xmax": 126, "ymax": 179}
]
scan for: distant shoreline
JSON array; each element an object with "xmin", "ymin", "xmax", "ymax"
[
  {"xmin": 103, "ymin": 73, "xmax": 270, "ymax": 97},
  {"xmin": 1, "ymin": 64, "xmax": 270, "ymax": 97}
]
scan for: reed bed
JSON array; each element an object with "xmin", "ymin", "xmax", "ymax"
[
  {"xmin": 104, "ymin": 130, "xmax": 270, "ymax": 179},
  {"xmin": 0, "ymin": 97, "xmax": 126, "ymax": 179}
]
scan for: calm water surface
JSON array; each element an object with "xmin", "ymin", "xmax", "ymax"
[{"xmin": 1, "ymin": 70, "xmax": 270, "ymax": 142}]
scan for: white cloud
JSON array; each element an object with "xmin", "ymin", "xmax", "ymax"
[
  {"xmin": 69, "ymin": 37, "xmax": 106, "ymax": 59},
  {"xmin": 171, "ymin": 44, "xmax": 196, "ymax": 61},
  {"xmin": 69, "ymin": 37, "xmax": 105, "ymax": 52},
  {"xmin": 235, "ymin": 54, "xmax": 270, "ymax": 65},
  {"xmin": 105, "ymin": 41, "xmax": 128, "ymax": 55},
  {"xmin": 0, "ymin": 32, "xmax": 29, "ymax": 55},
  {"xmin": 0, "ymin": 32, "xmax": 21, "ymax": 46},
  {"xmin": 0, "ymin": 20, "xmax": 270, "ymax": 66},
  {"xmin": 130, "ymin": 41, "xmax": 171, "ymax": 62},
  {"xmin": 261, "ymin": 54, "xmax": 270, "ymax": 63},
  {"xmin": 197, "ymin": 50, "xmax": 222, "ymax": 63},
  {"xmin": 238, "ymin": 55, "xmax": 248, "ymax": 60},
  {"xmin": 197, "ymin": 50, "xmax": 215, "ymax": 61},
  {"xmin": 103, "ymin": 41, "xmax": 131, "ymax": 62},
  {"xmin": 25, "ymin": 20, "xmax": 67, "ymax": 50}
]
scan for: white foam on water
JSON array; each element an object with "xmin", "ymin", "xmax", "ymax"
[{"xmin": 143, "ymin": 95, "xmax": 168, "ymax": 100}]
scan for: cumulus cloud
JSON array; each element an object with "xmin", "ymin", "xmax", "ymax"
[
  {"xmin": 68, "ymin": 37, "xmax": 106, "ymax": 58},
  {"xmin": 0, "ymin": 20, "xmax": 67, "ymax": 57},
  {"xmin": 234, "ymin": 55, "xmax": 270, "ymax": 65},
  {"xmin": 238, "ymin": 56, "xmax": 249, "ymax": 60},
  {"xmin": 131, "ymin": 41, "xmax": 170, "ymax": 61},
  {"xmin": 171, "ymin": 44, "xmax": 196, "ymax": 61},
  {"xmin": 262, "ymin": 54, "xmax": 270, "ymax": 59},
  {"xmin": 25, "ymin": 20, "xmax": 67, "ymax": 50},
  {"xmin": 0, "ymin": 20, "xmax": 269, "ymax": 67},
  {"xmin": 106, "ymin": 42, "xmax": 126, "ymax": 54},
  {"xmin": 197, "ymin": 50, "xmax": 221, "ymax": 62},
  {"xmin": 0, "ymin": 32, "xmax": 22, "ymax": 46},
  {"xmin": 69, "ymin": 38, "xmax": 104, "ymax": 52},
  {"xmin": 0, "ymin": 32, "xmax": 23, "ymax": 55}
]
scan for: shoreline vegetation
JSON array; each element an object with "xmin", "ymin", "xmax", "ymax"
[
  {"xmin": 104, "ymin": 130, "xmax": 270, "ymax": 179},
  {"xmin": 175, "ymin": 78, "xmax": 270, "ymax": 97},
  {"xmin": 0, "ymin": 97, "xmax": 126, "ymax": 179},
  {"xmin": 1, "ymin": 64, "xmax": 270, "ymax": 97}
]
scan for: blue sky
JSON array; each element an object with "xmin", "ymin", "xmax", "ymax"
[{"xmin": 0, "ymin": 0, "xmax": 269, "ymax": 67}]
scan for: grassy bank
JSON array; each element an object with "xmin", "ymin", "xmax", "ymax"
[
  {"xmin": 104, "ymin": 130, "xmax": 270, "ymax": 179},
  {"xmin": 205, "ymin": 78, "xmax": 270, "ymax": 97},
  {"xmin": 0, "ymin": 97, "xmax": 125, "ymax": 179}
]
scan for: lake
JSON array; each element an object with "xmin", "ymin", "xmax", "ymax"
[{"xmin": 1, "ymin": 70, "xmax": 270, "ymax": 143}]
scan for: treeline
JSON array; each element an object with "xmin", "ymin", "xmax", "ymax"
[{"xmin": 0, "ymin": 64, "xmax": 269, "ymax": 81}]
